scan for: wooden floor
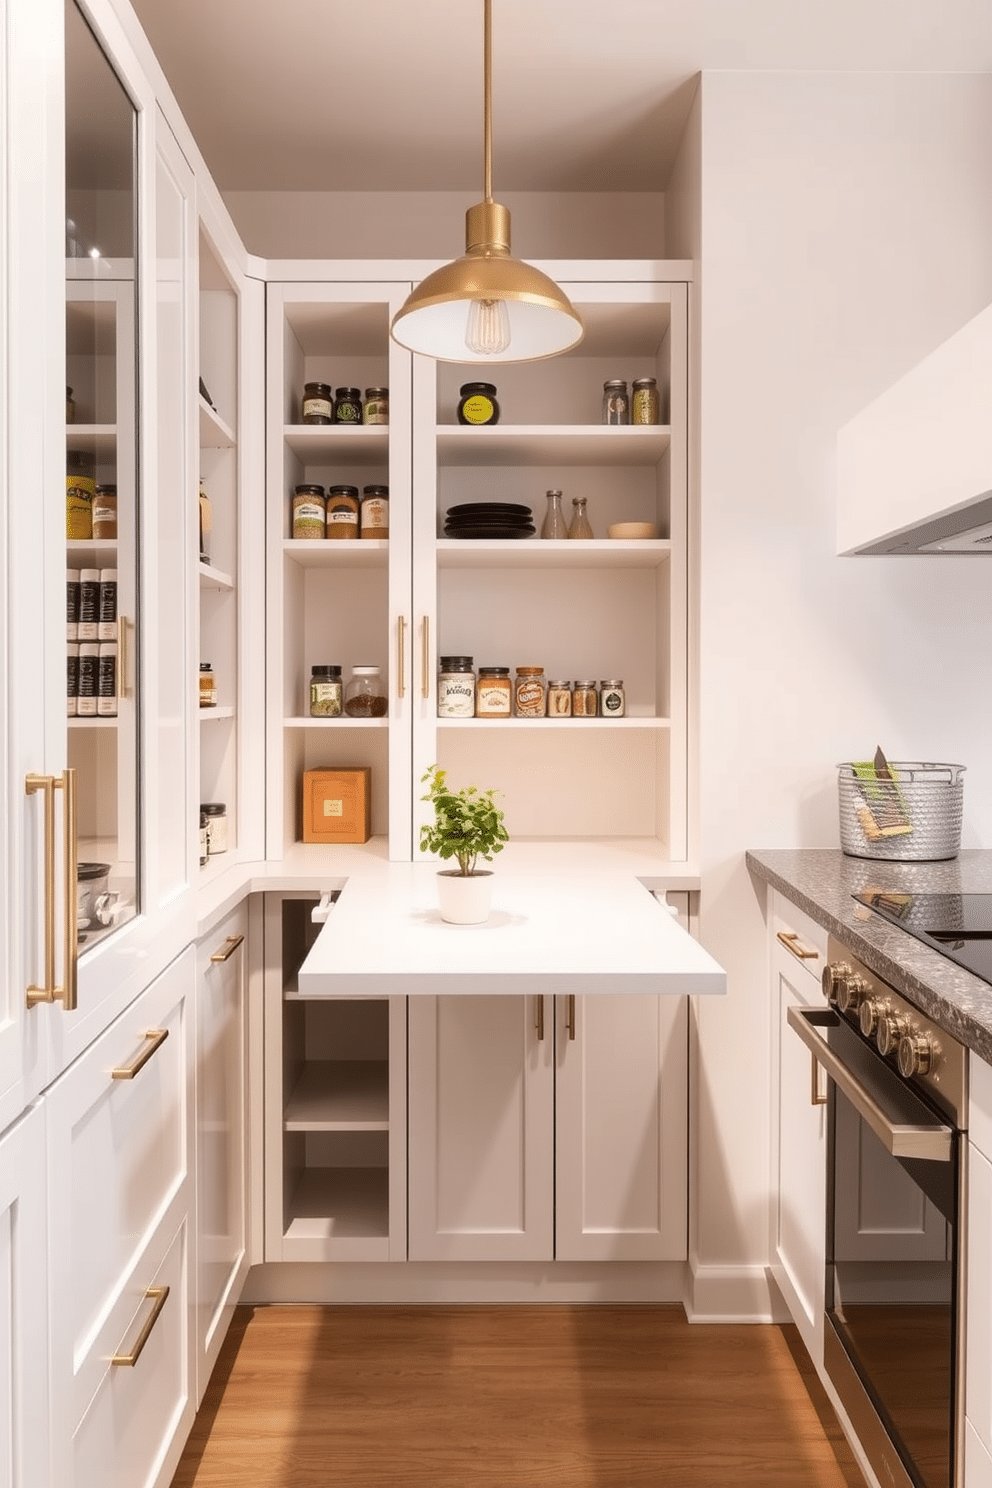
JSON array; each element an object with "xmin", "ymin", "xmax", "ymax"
[{"xmin": 171, "ymin": 1305, "xmax": 867, "ymax": 1488}]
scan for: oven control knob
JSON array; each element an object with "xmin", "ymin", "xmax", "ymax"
[
  {"xmin": 859, "ymin": 998, "xmax": 883, "ymax": 1038},
  {"xmin": 822, "ymin": 961, "xmax": 856, "ymax": 1006},
  {"xmin": 898, "ymin": 1032, "xmax": 934, "ymax": 1079},
  {"xmin": 876, "ymin": 1011, "xmax": 907, "ymax": 1058},
  {"xmin": 836, "ymin": 973, "xmax": 869, "ymax": 1014}
]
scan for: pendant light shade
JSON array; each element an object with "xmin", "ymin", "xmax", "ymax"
[{"xmin": 390, "ymin": 3, "xmax": 582, "ymax": 364}]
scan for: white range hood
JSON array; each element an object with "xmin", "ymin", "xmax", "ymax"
[{"xmin": 837, "ymin": 303, "xmax": 992, "ymax": 555}]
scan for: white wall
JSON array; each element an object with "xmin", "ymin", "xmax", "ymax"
[
  {"xmin": 222, "ymin": 189, "xmax": 665, "ymax": 261},
  {"xmin": 670, "ymin": 69, "xmax": 992, "ymax": 1317}
]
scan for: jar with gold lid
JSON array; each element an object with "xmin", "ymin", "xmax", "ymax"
[{"xmin": 514, "ymin": 666, "xmax": 546, "ymax": 717}]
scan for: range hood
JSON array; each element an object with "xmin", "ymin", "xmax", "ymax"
[{"xmin": 837, "ymin": 304, "xmax": 992, "ymax": 556}]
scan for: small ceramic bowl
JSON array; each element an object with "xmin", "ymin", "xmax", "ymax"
[{"xmin": 607, "ymin": 521, "xmax": 658, "ymax": 540}]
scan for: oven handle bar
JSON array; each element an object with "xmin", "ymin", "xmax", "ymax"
[{"xmin": 787, "ymin": 1005, "xmax": 953, "ymax": 1163}]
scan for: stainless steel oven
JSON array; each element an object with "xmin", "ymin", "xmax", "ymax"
[{"xmin": 790, "ymin": 937, "xmax": 967, "ymax": 1488}]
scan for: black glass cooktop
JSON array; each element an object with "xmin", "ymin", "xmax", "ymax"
[{"xmin": 853, "ymin": 890, "xmax": 992, "ymax": 984}]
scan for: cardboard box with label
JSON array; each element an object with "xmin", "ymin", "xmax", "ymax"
[{"xmin": 302, "ymin": 767, "xmax": 372, "ymax": 844}]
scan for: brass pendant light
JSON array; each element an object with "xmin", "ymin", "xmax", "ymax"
[{"xmin": 390, "ymin": 0, "xmax": 583, "ymax": 363}]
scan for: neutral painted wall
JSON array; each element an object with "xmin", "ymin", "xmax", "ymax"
[
  {"xmin": 222, "ymin": 189, "xmax": 666, "ymax": 261},
  {"xmin": 669, "ymin": 69, "xmax": 992, "ymax": 1316}
]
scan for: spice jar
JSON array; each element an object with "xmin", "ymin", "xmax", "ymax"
[
  {"xmin": 602, "ymin": 380, "xmax": 630, "ymax": 426},
  {"xmin": 97, "ymin": 642, "xmax": 117, "ymax": 717},
  {"xmin": 572, "ymin": 681, "xmax": 598, "ymax": 717},
  {"xmin": 67, "ymin": 642, "xmax": 79, "ymax": 716},
  {"xmin": 363, "ymin": 388, "xmax": 389, "ymax": 425},
  {"xmin": 632, "ymin": 377, "xmax": 660, "ymax": 425},
  {"xmin": 457, "ymin": 382, "xmax": 500, "ymax": 425},
  {"xmin": 437, "ymin": 656, "xmax": 476, "ymax": 718},
  {"xmin": 333, "ymin": 387, "xmax": 363, "ymax": 424},
  {"xmin": 360, "ymin": 485, "xmax": 389, "ymax": 539},
  {"xmin": 201, "ymin": 802, "xmax": 228, "ymax": 855},
  {"xmin": 600, "ymin": 680, "xmax": 626, "ymax": 717},
  {"xmin": 325, "ymin": 484, "xmax": 359, "ymax": 539},
  {"xmin": 67, "ymin": 570, "xmax": 80, "ymax": 641},
  {"xmin": 199, "ymin": 662, "xmax": 217, "ymax": 708},
  {"xmin": 547, "ymin": 680, "xmax": 572, "ymax": 717},
  {"xmin": 514, "ymin": 666, "xmax": 546, "ymax": 717},
  {"xmin": 77, "ymin": 643, "xmax": 98, "ymax": 717},
  {"xmin": 66, "ymin": 449, "xmax": 96, "ymax": 539},
  {"xmin": 199, "ymin": 811, "xmax": 209, "ymax": 867},
  {"xmin": 344, "ymin": 665, "xmax": 388, "ymax": 717},
  {"xmin": 77, "ymin": 569, "xmax": 100, "ymax": 641},
  {"xmin": 66, "ymin": 386, "xmax": 76, "ymax": 424},
  {"xmin": 302, "ymin": 381, "xmax": 333, "ymax": 424},
  {"xmin": 98, "ymin": 568, "xmax": 117, "ymax": 641},
  {"xmin": 476, "ymin": 666, "xmax": 512, "ymax": 719},
  {"xmin": 292, "ymin": 483, "xmax": 326, "ymax": 539},
  {"xmin": 92, "ymin": 484, "xmax": 117, "ymax": 539},
  {"xmin": 309, "ymin": 664, "xmax": 342, "ymax": 717}
]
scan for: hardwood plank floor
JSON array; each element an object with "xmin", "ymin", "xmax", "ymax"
[{"xmin": 172, "ymin": 1305, "xmax": 867, "ymax": 1488}]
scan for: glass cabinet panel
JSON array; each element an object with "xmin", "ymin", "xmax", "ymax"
[{"xmin": 64, "ymin": 0, "xmax": 139, "ymax": 947}]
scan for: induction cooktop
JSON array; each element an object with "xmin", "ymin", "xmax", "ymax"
[{"xmin": 853, "ymin": 890, "xmax": 992, "ymax": 985}]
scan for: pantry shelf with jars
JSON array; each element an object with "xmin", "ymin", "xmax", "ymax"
[{"xmin": 265, "ymin": 270, "xmax": 689, "ymax": 866}]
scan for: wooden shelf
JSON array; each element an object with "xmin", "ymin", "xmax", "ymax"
[
  {"xmin": 284, "ymin": 1061, "xmax": 389, "ymax": 1131},
  {"xmin": 284, "ymin": 1167, "xmax": 389, "ymax": 1241},
  {"xmin": 284, "ymin": 424, "xmax": 388, "ymax": 464}
]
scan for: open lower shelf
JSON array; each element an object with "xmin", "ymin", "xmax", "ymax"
[
  {"xmin": 435, "ymin": 538, "xmax": 671, "ymax": 568},
  {"xmin": 283, "ymin": 539, "xmax": 389, "ymax": 569},
  {"xmin": 284, "ymin": 1167, "xmax": 389, "ymax": 1241},
  {"xmin": 284, "ymin": 1061, "xmax": 389, "ymax": 1130}
]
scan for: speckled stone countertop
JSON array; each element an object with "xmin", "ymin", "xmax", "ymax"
[{"xmin": 746, "ymin": 848, "xmax": 992, "ymax": 1067}]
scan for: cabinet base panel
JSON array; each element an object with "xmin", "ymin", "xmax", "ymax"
[{"xmin": 241, "ymin": 1260, "xmax": 688, "ymax": 1306}]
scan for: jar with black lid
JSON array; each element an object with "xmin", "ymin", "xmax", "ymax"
[
  {"xmin": 325, "ymin": 484, "xmax": 359, "ymax": 539},
  {"xmin": 457, "ymin": 382, "xmax": 500, "ymax": 426},
  {"xmin": 476, "ymin": 666, "xmax": 512, "ymax": 718},
  {"xmin": 363, "ymin": 388, "xmax": 389, "ymax": 425},
  {"xmin": 309, "ymin": 664, "xmax": 343, "ymax": 717},
  {"xmin": 437, "ymin": 656, "xmax": 476, "ymax": 718},
  {"xmin": 201, "ymin": 801, "xmax": 228, "ymax": 855},
  {"xmin": 302, "ymin": 381, "xmax": 333, "ymax": 424},
  {"xmin": 292, "ymin": 483, "xmax": 326, "ymax": 539},
  {"xmin": 360, "ymin": 485, "xmax": 389, "ymax": 539},
  {"xmin": 333, "ymin": 387, "xmax": 363, "ymax": 424}
]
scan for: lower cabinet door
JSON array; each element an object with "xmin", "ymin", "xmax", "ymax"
[
  {"xmin": 46, "ymin": 946, "xmax": 194, "ymax": 1487},
  {"xmin": 967, "ymin": 1134, "xmax": 992, "ymax": 1461},
  {"xmin": 194, "ymin": 907, "xmax": 249, "ymax": 1402},
  {"xmin": 70, "ymin": 1218, "xmax": 192, "ymax": 1488},
  {"xmin": 0, "ymin": 1101, "xmax": 49, "ymax": 1488},
  {"xmin": 555, "ymin": 994, "xmax": 688, "ymax": 1262},
  {"xmin": 408, "ymin": 995, "xmax": 554, "ymax": 1261},
  {"xmin": 772, "ymin": 946, "xmax": 828, "ymax": 1364},
  {"xmin": 966, "ymin": 1420, "xmax": 992, "ymax": 1488}
]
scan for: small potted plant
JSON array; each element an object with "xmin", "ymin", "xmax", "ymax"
[{"xmin": 420, "ymin": 764, "xmax": 508, "ymax": 924}]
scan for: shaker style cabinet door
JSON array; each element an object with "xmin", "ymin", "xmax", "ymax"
[
  {"xmin": 407, "ymin": 995, "xmax": 554, "ymax": 1262},
  {"xmin": 0, "ymin": 1102, "xmax": 50, "ymax": 1488}
]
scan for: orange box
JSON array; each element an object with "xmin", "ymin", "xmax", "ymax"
[{"xmin": 302, "ymin": 768, "xmax": 371, "ymax": 844}]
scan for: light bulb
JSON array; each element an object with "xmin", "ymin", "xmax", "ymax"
[{"xmin": 465, "ymin": 297, "xmax": 511, "ymax": 356}]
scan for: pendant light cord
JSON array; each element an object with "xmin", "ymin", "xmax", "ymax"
[{"xmin": 483, "ymin": 0, "xmax": 493, "ymax": 203}]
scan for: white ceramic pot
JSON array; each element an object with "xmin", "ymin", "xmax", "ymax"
[{"xmin": 436, "ymin": 869, "xmax": 493, "ymax": 925}]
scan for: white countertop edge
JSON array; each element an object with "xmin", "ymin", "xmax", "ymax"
[{"xmin": 295, "ymin": 970, "xmax": 727, "ymax": 997}]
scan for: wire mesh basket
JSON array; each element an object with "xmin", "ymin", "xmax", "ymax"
[{"xmin": 838, "ymin": 761, "xmax": 965, "ymax": 861}]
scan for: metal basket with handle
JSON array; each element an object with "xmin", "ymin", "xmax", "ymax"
[{"xmin": 838, "ymin": 761, "xmax": 965, "ymax": 861}]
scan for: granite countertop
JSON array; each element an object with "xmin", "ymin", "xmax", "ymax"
[{"xmin": 746, "ymin": 848, "xmax": 992, "ymax": 1065}]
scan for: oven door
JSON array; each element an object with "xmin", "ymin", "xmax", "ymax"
[{"xmin": 789, "ymin": 1006, "xmax": 961, "ymax": 1488}]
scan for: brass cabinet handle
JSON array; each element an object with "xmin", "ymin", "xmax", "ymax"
[
  {"xmin": 535, "ymin": 994, "xmax": 544, "ymax": 1041},
  {"xmin": 117, "ymin": 615, "xmax": 129, "ymax": 699},
  {"xmin": 810, "ymin": 1051, "xmax": 827, "ymax": 1107},
  {"xmin": 776, "ymin": 930, "xmax": 819, "ymax": 962},
  {"xmin": 566, "ymin": 994, "xmax": 576, "ymax": 1041},
  {"xmin": 112, "ymin": 1286, "xmax": 169, "ymax": 1366},
  {"xmin": 112, "ymin": 1027, "xmax": 168, "ymax": 1080},
  {"xmin": 25, "ymin": 768, "xmax": 78, "ymax": 1010},
  {"xmin": 210, "ymin": 933, "xmax": 244, "ymax": 963},
  {"xmin": 421, "ymin": 615, "xmax": 430, "ymax": 699},
  {"xmin": 397, "ymin": 615, "xmax": 407, "ymax": 699}
]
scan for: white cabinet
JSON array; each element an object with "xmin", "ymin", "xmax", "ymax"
[
  {"xmin": 408, "ymin": 992, "xmax": 687, "ymax": 1263},
  {"xmin": 45, "ymin": 945, "xmax": 195, "ymax": 1488},
  {"xmin": 967, "ymin": 1055, "xmax": 992, "ymax": 1469},
  {"xmin": 0, "ymin": 1103, "xmax": 49, "ymax": 1488},
  {"xmin": 769, "ymin": 892, "xmax": 829, "ymax": 1365},
  {"xmin": 193, "ymin": 907, "xmax": 249, "ymax": 1402},
  {"xmin": 263, "ymin": 894, "xmax": 407, "ymax": 1261},
  {"xmin": 264, "ymin": 271, "xmax": 691, "ymax": 866}
]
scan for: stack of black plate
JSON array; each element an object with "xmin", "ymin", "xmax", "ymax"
[{"xmin": 443, "ymin": 502, "xmax": 534, "ymax": 539}]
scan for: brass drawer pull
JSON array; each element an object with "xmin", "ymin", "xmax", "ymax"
[
  {"xmin": 210, "ymin": 933, "xmax": 245, "ymax": 963},
  {"xmin": 810, "ymin": 1051, "xmax": 827, "ymax": 1107},
  {"xmin": 777, "ymin": 930, "xmax": 819, "ymax": 962},
  {"xmin": 112, "ymin": 1027, "xmax": 168, "ymax": 1080},
  {"xmin": 397, "ymin": 614, "xmax": 407, "ymax": 699},
  {"xmin": 112, "ymin": 1286, "xmax": 169, "ymax": 1367},
  {"xmin": 421, "ymin": 615, "xmax": 431, "ymax": 699},
  {"xmin": 25, "ymin": 768, "xmax": 78, "ymax": 1010}
]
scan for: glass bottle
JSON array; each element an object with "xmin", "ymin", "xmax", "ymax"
[
  {"xmin": 568, "ymin": 496, "xmax": 594, "ymax": 539},
  {"xmin": 541, "ymin": 489, "xmax": 568, "ymax": 539}
]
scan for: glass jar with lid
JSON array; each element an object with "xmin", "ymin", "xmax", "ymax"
[
  {"xmin": 199, "ymin": 662, "xmax": 217, "ymax": 708},
  {"xmin": 599, "ymin": 680, "xmax": 625, "ymax": 717},
  {"xmin": 631, "ymin": 377, "xmax": 660, "ymax": 425},
  {"xmin": 292, "ymin": 483, "xmax": 326, "ymax": 539},
  {"xmin": 363, "ymin": 388, "xmax": 389, "ymax": 425},
  {"xmin": 325, "ymin": 484, "xmax": 359, "ymax": 539},
  {"xmin": 333, "ymin": 387, "xmax": 363, "ymax": 424},
  {"xmin": 476, "ymin": 666, "xmax": 511, "ymax": 719},
  {"xmin": 514, "ymin": 666, "xmax": 546, "ymax": 717},
  {"xmin": 360, "ymin": 485, "xmax": 389, "ymax": 539},
  {"xmin": 437, "ymin": 656, "xmax": 476, "ymax": 718},
  {"xmin": 602, "ymin": 380, "xmax": 630, "ymax": 426},
  {"xmin": 344, "ymin": 665, "xmax": 388, "ymax": 717},
  {"xmin": 457, "ymin": 382, "xmax": 500, "ymax": 425},
  {"xmin": 572, "ymin": 681, "xmax": 598, "ymax": 717},
  {"xmin": 309, "ymin": 664, "xmax": 342, "ymax": 717},
  {"xmin": 547, "ymin": 680, "xmax": 572, "ymax": 716},
  {"xmin": 302, "ymin": 381, "xmax": 333, "ymax": 424}
]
